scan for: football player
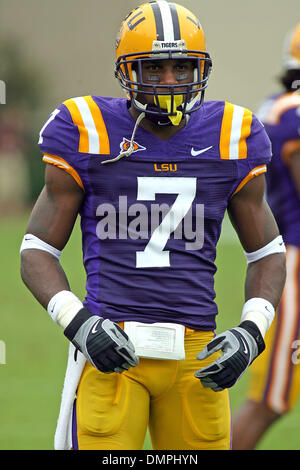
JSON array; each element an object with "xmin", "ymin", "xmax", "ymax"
[
  {"xmin": 20, "ymin": 1, "xmax": 286, "ymax": 450},
  {"xmin": 232, "ymin": 23, "xmax": 300, "ymax": 450}
]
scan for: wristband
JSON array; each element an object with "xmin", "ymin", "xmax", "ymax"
[
  {"xmin": 47, "ymin": 290, "xmax": 83, "ymax": 328},
  {"xmin": 241, "ymin": 297, "xmax": 275, "ymax": 338},
  {"xmin": 239, "ymin": 320, "xmax": 266, "ymax": 356}
]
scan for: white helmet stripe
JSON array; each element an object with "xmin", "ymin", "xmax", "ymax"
[{"xmin": 155, "ymin": 1, "xmax": 175, "ymax": 42}]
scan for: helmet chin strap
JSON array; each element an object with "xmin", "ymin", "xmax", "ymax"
[
  {"xmin": 101, "ymin": 111, "xmax": 146, "ymax": 164},
  {"xmin": 101, "ymin": 92, "xmax": 199, "ymax": 164}
]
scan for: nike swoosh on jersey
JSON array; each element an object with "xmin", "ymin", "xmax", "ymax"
[{"xmin": 191, "ymin": 146, "xmax": 213, "ymax": 156}]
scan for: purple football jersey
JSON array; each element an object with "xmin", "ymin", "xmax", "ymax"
[
  {"xmin": 257, "ymin": 92, "xmax": 300, "ymax": 247},
  {"xmin": 38, "ymin": 96, "xmax": 271, "ymax": 330}
]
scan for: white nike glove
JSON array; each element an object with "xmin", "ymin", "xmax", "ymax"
[
  {"xmin": 64, "ymin": 308, "xmax": 139, "ymax": 374},
  {"xmin": 194, "ymin": 321, "xmax": 265, "ymax": 391}
]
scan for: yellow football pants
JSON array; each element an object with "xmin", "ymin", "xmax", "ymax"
[{"xmin": 72, "ymin": 329, "xmax": 231, "ymax": 450}]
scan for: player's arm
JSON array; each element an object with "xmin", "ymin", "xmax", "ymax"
[
  {"xmin": 21, "ymin": 164, "xmax": 138, "ymax": 373},
  {"xmin": 288, "ymin": 151, "xmax": 300, "ymax": 197},
  {"xmin": 195, "ymin": 174, "xmax": 286, "ymax": 391},
  {"xmin": 20, "ymin": 164, "xmax": 83, "ymax": 307},
  {"xmin": 227, "ymin": 173, "xmax": 286, "ymax": 309}
]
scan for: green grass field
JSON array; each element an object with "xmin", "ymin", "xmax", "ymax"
[{"xmin": 1, "ymin": 211, "xmax": 300, "ymax": 450}]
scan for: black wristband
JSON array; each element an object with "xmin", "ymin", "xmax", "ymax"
[
  {"xmin": 239, "ymin": 320, "xmax": 266, "ymax": 356},
  {"xmin": 64, "ymin": 307, "xmax": 93, "ymax": 341}
]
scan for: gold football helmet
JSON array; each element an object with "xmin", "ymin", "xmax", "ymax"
[
  {"xmin": 283, "ymin": 23, "xmax": 300, "ymax": 70},
  {"xmin": 115, "ymin": 1, "xmax": 212, "ymax": 125}
]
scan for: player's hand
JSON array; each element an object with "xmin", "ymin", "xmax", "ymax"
[
  {"xmin": 64, "ymin": 308, "xmax": 139, "ymax": 373},
  {"xmin": 194, "ymin": 321, "xmax": 265, "ymax": 391}
]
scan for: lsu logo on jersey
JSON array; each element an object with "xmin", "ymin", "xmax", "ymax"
[
  {"xmin": 154, "ymin": 163, "xmax": 178, "ymax": 172},
  {"xmin": 120, "ymin": 137, "xmax": 146, "ymax": 154}
]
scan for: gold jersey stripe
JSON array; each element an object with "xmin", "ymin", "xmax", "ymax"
[
  {"xmin": 238, "ymin": 107, "xmax": 253, "ymax": 159},
  {"xmin": 43, "ymin": 153, "xmax": 84, "ymax": 190},
  {"xmin": 220, "ymin": 102, "xmax": 253, "ymax": 159},
  {"xmin": 63, "ymin": 98, "xmax": 89, "ymax": 153},
  {"xmin": 63, "ymin": 96, "xmax": 110, "ymax": 155},
  {"xmin": 232, "ymin": 164, "xmax": 267, "ymax": 196},
  {"xmin": 219, "ymin": 102, "xmax": 234, "ymax": 159},
  {"xmin": 265, "ymin": 246, "xmax": 300, "ymax": 413},
  {"xmin": 84, "ymin": 96, "xmax": 110, "ymax": 155}
]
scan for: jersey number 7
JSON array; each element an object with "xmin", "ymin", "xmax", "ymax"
[{"xmin": 136, "ymin": 177, "xmax": 197, "ymax": 268}]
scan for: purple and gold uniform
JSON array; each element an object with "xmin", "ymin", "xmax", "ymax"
[
  {"xmin": 248, "ymin": 92, "xmax": 300, "ymax": 414},
  {"xmin": 39, "ymin": 96, "xmax": 270, "ymax": 329},
  {"xmin": 39, "ymin": 96, "xmax": 271, "ymax": 449}
]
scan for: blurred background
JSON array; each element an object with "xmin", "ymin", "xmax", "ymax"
[{"xmin": 0, "ymin": 0, "xmax": 299, "ymax": 450}]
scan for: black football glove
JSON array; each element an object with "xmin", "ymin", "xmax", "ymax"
[
  {"xmin": 64, "ymin": 308, "xmax": 139, "ymax": 374},
  {"xmin": 194, "ymin": 320, "xmax": 265, "ymax": 391}
]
